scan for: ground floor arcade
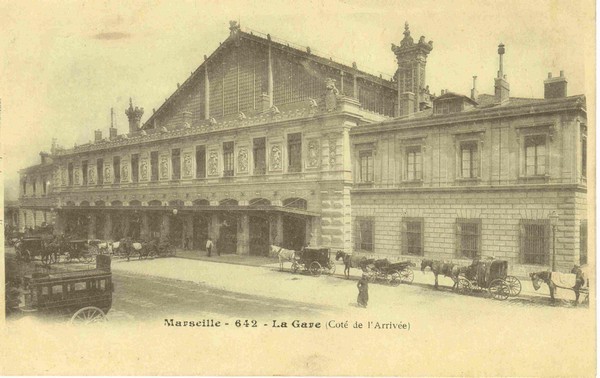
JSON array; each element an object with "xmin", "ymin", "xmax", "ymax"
[{"xmin": 55, "ymin": 206, "xmax": 320, "ymax": 256}]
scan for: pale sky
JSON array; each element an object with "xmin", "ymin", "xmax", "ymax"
[{"xmin": 0, "ymin": 0, "xmax": 595, "ymax": 200}]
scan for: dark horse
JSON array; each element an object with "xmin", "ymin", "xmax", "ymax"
[
  {"xmin": 420, "ymin": 259, "xmax": 468, "ymax": 289},
  {"xmin": 530, "ymin": 266, "xmax": 587, "ymax": 304},
  {"xmin": 335, "ymin": 251, "xmax": 372, "ymax": 279}
]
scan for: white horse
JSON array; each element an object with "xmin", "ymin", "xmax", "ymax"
[{"xmin": 269, "ymin": 245, "xmax": 296, "ymax": 271}]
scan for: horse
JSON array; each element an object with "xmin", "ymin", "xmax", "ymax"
[
  {"xmin": 335, "ymin": 251, "xmax": 372, "ymax": 279},
  {"xmin": 530, "ymin": 266, "xmax": 587, "ymax": 305},
  {"xmin": 269, "ymin": 245, "xmax": 296, "ymax": 271},
  {"xmin": 420, "ymin": 259, "xmax": 465, "ymax": 289}
]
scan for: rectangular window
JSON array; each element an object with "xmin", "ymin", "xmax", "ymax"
[
  {"xmin": 131, "ymin": 154, "xmax": 139, "ymax": 183},
  {"xmin": 580, "ymin": 220, "xmax": 587, "ymax": 265},
  {"xmin": 97, "ymin": 158, "xmax": 104, "ymax": 184},
  {"xmin": 359, "ymin": 150, "xmax": 374, "ymax": 182},
  {"xmin": 402, "ymin": 217, "xmax": 424, "ymax": 256},
  {"xmin": 520, "ymin": 219, "xmax": 550, "ymax": 265},
  {"xmin": 82, "ymin": 160, "xmax": 88, "ymax": 186},
  {"xmin": 525, "ymin": 135, "xmax": 546, "ymax": 176},
  {"xmin": 355, "ymin": 218, "xmax": 374, "ymax": 252},
  {"xmin": 150, "ymin": 151, "xmax": 159, "ymax": 181},
  {"xmin": 196, "ymin": 146, "xmax": 206, "ymax": 178},
  {"xmin": 74, "ymin": 282, "xmax": 86, "ymax": 291},
  {"xmin": 22, "ymin": 178, "xmax": 26, "ymax": 195},
  {"xmin": 52, "ymin": 285, "xmax": 63, "ymax": 295},
  {"xmin": 171, "ymin": 148, "xmax": 181, "ymax": 180},
  {"xmin": 288, "ymin": 133, "xmax": 302, "ymax": 172},
  {"xmin": 253, "ymin": 138, "xmax": 266, "ymax": 175},
  {"xmin": 32, "ymin": 179, "xmax": 37, "ymax": 194},
  {"xmin": 406, "ymin": 146, "xmax": 422, "ymax": 181},
  {"xmin": 456, "ymin": 219, "xmax": 481, "ymax": 259},
  {"xmin": 42, "ymin": 176, "xmax": 47, "ymax": 195},
  {"xmin": 223, "ymin": 142, "xmax": 234, "ymax": 176},
  {"xmin": 581, "ymin": 127, "xmax": 587, "ymax": 178},
  {"xmin": 68, "ymin": 162, "xmax": 73, "ymax": 186},
  {"xmin": 460, "ymin": 142, "xmax": 479, "ymax": 178},
  {"xmin": 113, "ymin": 156, "xmax": 121, "ymax": 183}
]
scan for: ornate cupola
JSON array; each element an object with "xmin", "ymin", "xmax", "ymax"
[
  {"xmin": 391, "ymin": 22, "xmax": 433, "ymax": 116},
  {"xmin": 125, "ymin": 98, "xmax": 144, "ymax": 134}
]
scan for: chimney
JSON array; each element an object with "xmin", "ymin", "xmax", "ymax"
[
  {"xmin": 40, "ymin": 152, "xmax": 49, "ymax": 164},
  {"xmin": 544, "ymin": 71, "xmax": 568, "ymax": 99},
  {"xmin": 109, "ymin": 108, "xmax": 118, "ymax": 139},
  {"xmin": 125, "ymin": 98, "xmax": 144, "ymax": 133},
  {"xmin": 94, "ymin": 129, "xmax": 103, "ymax": 142},
  {"xmin": 494, "ymin": 43, "xmax": 510, "ymax": 103},
  {"xmin": 400, "ymin": 92, "xmax": 415, "ymax": 117},
  {"xmin": 471, "ymin": 76, "xmax": 478, "ymax": 100}
]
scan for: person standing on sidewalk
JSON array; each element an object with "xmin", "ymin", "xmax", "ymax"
[
  {"xmin": 206, "ymin": 237, "xmax": 213, "ymax": 257},
  {"xmin": 357, "ymin": 274, "xmax": 369, "ymax": 308}
]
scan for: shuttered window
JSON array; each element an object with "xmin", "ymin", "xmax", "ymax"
[
  {"xmin": 402, "ymin": 217, "xmax": 424, "ymax": 256},
  {"xmin": 519, "ymin": 219, "xmax": 550, "ymax": 265},
  {"xmin": 456, "ymin": 219, "xmax": 481, "ymax": 258},
  {"xmin": 355, "ymin": 217, "xmax": 374, "ymax": 252}
]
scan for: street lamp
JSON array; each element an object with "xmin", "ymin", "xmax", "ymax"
[
  {"xmin": 172, "ymin": 208, "xmax": 178, "ymax": 215},
  {"xmin": 549, "ymin": 211, "xmax": 559, "ymax": 272}
]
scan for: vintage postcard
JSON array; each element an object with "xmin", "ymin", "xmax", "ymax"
[{"xmin": 0, "ymin": 0, "xmax": 596, "ymax": 375}]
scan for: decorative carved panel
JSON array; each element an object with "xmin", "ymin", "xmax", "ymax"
[
  {"xmin": 140, "ymin": 159, "xmax": 148, "ymax": 181},
  {"xmin": 121, "ymin": 163, "xmax": 129, "ymax": 181},
  {"xmin": 88, "ymin": 167, "xmax": 96, "ymax": 185},
  {"xmin": 183, "ymin": 153, "xmax": 193, "ymax": 177},
  {"xmin": 238, "ymin": 148, "xmax": 248, "ymax": 173},
  {"xmin": 270, "ymin": 145, "xmax": 282, "ymax": 171},
  {"xmin": 160, "ymin": 156, "xmax": 169, "ymax": 179},
  {"xmin": 329, "ymin": 137, "xmax": 337, "ymax": 168},
  {"xmin": 208, "ymin": 151, "xmax": 219, "ymax": 176},
  {"xmin": 307, "ymin": 139, "xmax": 320, "ymax": 168},
  {"xmin": 60, "ymin": 168, "xmax": 66, "ymax": 186},
  {"xmin": 74, "ymin": 168, "xmax": 80, "ymax": 185},
  {"xmin": 104, "ymin": 164, "xmax": 111, "ymax": 183}
]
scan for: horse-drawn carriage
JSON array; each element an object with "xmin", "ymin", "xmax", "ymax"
[
  {"xmin": 66, "ymin": 239, "xmax": 95, "ymax": 263},
  {"xmin": 15, "ymin": 236, "xmax": 56, "ymax": 265},
  {"xmin": 291, "ymin": 247, "xmax": 336, "ymax": 276},
  {"xmin": 457, "ymin": 258, "xmax": 521, "ymax": 300},
  {"xmin": 365, "ymin": 259, "xmax": 415, "ymax": 286},
  {"xmin": 14, "ymin": 255, "xmax": 113, "ymax": 324}
]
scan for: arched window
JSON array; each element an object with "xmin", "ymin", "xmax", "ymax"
[
  {"xmin": 283, "ymin": 197, "xmax": 307, "ymax": 210},
  {"xmin": 111, "ymin": 200, "xmax": 123, "ymax": 207},
  {"xmin": 94, "ymin": 200, "xmax": 105, "ymax": 206},
  {"xmin": 129, "ymin": 200, "xmax": 142, "ymax": 206},
  {"xmin": 193, "ymin": 199, "xmax": 210, "ymax": 206},
  {"xmin": 148, "ymin": 200, "xmax": 163, "ymax": 207},
  {"xmin": 219, "ymin": 198, "xmax": 238, "ymax": 206},
  {"xmin": 249, "ymin": 198, "xmax": 271, "ymax": 206},
  {"xmin": 66, "ymin": 201, "xmax": 75, "ymax": 206},
  {"xmin": 80, "ymin": 201, "xmax": 90, "ymax": 206},
  {"xmin": 168, "ymin": 199, "xmax": 185, "ymax": 207}
]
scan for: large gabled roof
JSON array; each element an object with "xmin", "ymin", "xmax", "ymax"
[{"xmin": 141, "ymin": 25, "xmax": 397, "ymax": 130}]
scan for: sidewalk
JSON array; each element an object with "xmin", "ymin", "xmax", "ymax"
[{"xmin": 173, "ymin": 248, "xmax": 556, "ymax": 301}]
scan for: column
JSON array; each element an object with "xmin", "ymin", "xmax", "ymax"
[
  {"xmin": 237, "ymin": 214, "xmax": 249, "ymax": 255},
  {"xmin": 270, "ymin": 213, "xmax": 283, "ymax": 246},
  {"xmin": 88, "ymin": 214, "xmax": 97, "ymax": 239},
  {"xmin": 122, "ymin": 212, "xmax": 131, "ymax": 238},
  {"xmin": 104, "ymin": 213, "xmax": 113, "ymax": 240},
  {"xmin": 141, "ymin": 213, "xmax": 150, "ymax": 240},
  {"xmin": 184, "ymin": 214, "xmax": 193, "ymax": 249},
  {"xmin": 209, "ymin": 213, "xmax": 220, "ymax": 252},
  {"xmin": 353, "ymin": 75, "xmax": 358, "ymax": 98},
  {"xmin": 267, "ymin": 36, "xmax": 273, "ymax": 107},
  {"xmin": 161, "ymin": 213, "xmax": 170, "ymax": 241}
]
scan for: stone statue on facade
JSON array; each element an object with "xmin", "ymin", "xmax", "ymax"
[{"xmin": 324, "ymin": 78, "xmax": 339, "ymax": 112}]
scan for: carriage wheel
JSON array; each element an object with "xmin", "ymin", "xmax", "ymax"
[
  {"xmin": 400, "ymin": 268, "xmax": 414, "ymax": 284},
  {"xmin": 328, "ymin": 260, "xmax": 336, "ymax": 275},
  {"xmin": 291, "ymin": 261, "xmax": 299, "ymax": 274},
  {"xmin": 70, "ymin": 306, "xmax": 107, "ymax": 324},
  {"xmin": 505, "ymin": 276, "xmax": 522, "ymax": 296},
  {"xmin": 309, "ymin": 262, "xmax": 322, "ymax": 276},
  {"xmin": 488, "ymin": 279, "xmax": 510, "ymax": 300},
  {"xmin": 366, "ymin": 270, "xmax": 377, "ymax": 283},
  {"xmin": 388, "ymin": 271, "xmax": 401, "ymax": 287},
  {"xmin": 457, "ymin": 278, "xmax": 472, "ymax": 294},
  {"xmin": 23, "ymin": 249, "xmax": 32, "ymax": 263}
]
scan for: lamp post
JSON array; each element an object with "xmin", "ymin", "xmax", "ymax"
[{"xmin": 549, "ymin": 211, "xmax": 559, "ymax": 272}]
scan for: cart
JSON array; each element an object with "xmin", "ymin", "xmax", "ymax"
[
  {"xmin": 457, "ymin": 258, "xmax": 522, "ymax": 300},
  {"xmin": 66, "ymin": 239, "xmax": 94, "ymax": 263},
  {"xmin": 365, "ymin": 259, "xmax": 415, "ymax": 286},
  {"xmin": 16, "ymin": 255, "xmax": 113, "ymax": 324},
  {"xmin": 15, "ymin": 237, "xmax": 55, "ymax": 265},
  {"xmin": 291, "ymin": 247, "xmax": 336, "ymax": 276}
]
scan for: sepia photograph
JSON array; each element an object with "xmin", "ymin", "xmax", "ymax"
[{"xmin": 0, "ymin": 0, "xmax": 595, "ymax": 375}]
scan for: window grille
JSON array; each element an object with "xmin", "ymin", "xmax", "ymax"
[
  {"xmin": 456, "ymin": 219, "xmax": 481, "ymax": 258},
  {"xmin": 519, "ymin": 219, "xmax": 550, "ymax": 265},
  {"xmin": 223, "ymin": 142, "xmax": 234, "ymax": 176}
]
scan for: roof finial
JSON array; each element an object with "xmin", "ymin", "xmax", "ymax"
[
  {"xmin": 129, "ymin": 97, "xmax": 133, "ymax": 107},
  {"xmin": 404, "ymin": 22, "xmax": 410, "ymax": 36}
]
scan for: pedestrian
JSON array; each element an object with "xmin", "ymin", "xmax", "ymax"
[
  {"xmin": 357, "ymin": 273, "xmax": 369, "ymax": 308},
  {"xmin": 205, "ymin": 237, "xmax": 213, "ymax": 257}
]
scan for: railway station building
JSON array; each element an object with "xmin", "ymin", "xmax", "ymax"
[{"xmin": 18, "ymin": 22, "xmax": 588, "ymax": 273}]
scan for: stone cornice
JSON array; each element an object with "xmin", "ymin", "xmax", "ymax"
[
  {"xmin": 351, "ymin": 183, "xmax": 587, "ymax": 194},
  {"xmin": 350, "ymin": 95, "xmax": 587, "ymax": 136}
]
